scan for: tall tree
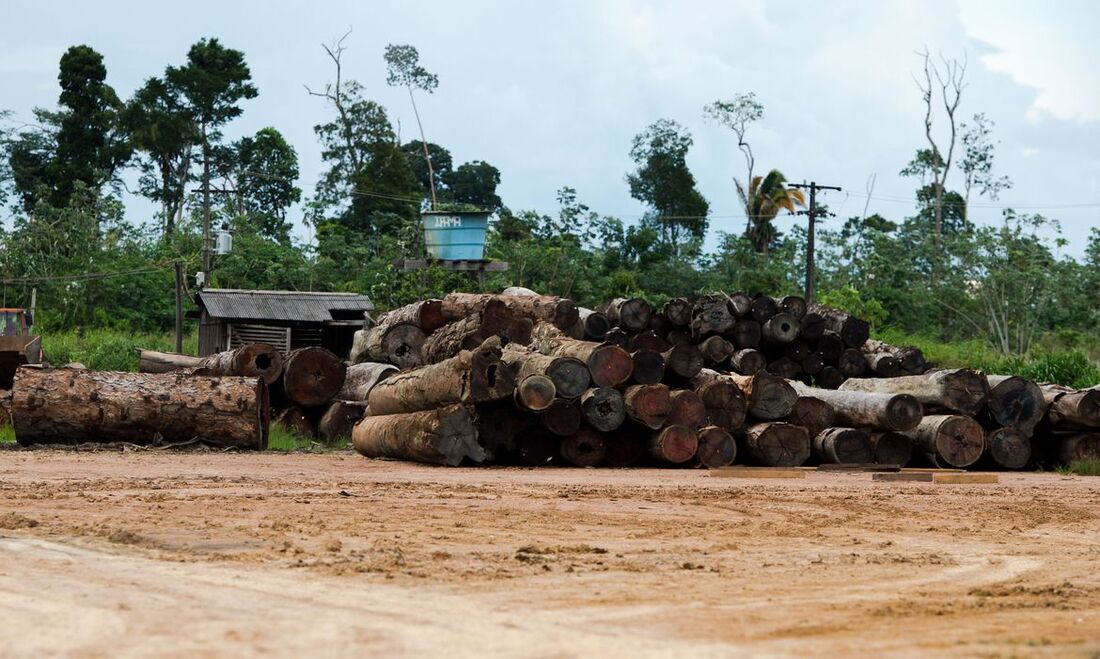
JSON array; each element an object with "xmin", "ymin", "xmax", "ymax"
[
  {"xmin": 444, "ymin": 160, "xmax": 502, "ymax": 210},
  {"xmin": 960, "ymin": 113, "xmax": 1012, "ymax": 222},
  {"xmin": 704, "ymin": 93, "xmax": 763, "ymax": 236},
  {"xmin": 167, "ymin": 38, "xmax": 258, "ymax": 276},
  {"xmin": 346, "ymin": 139, "xmax": 420, "ymax": 239},
  {"xmin": 744, "ymin": 169, "xmax": 805, "ymax": 254},
  {"xmin": 384, "ymin": 44, "xmax": 439, "ymax": 208},
  {"xmin": 913, "ymin": 48, "xmax": 966, "ymax": 248},
  {"xmin": 221, "ymin": 127, "xmax": 301, "ymax": 243},
  {"xmin": 626, "ymin": 119, "xmax": 709, "ymax": 256},
  {"xmin": 401, "ymin": 139, "xmax": 452, "ymax": 199}
]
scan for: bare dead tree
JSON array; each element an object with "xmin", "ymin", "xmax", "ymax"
[
  {"xmin": 913, "ymin": 48, "xmax": 967, "ymax": 248},
  {"xmin": 305, "ymin": 29, "xmax": 362, "ymax": 185}
]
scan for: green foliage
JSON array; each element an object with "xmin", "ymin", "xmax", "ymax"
[
  {"xmin": 166, "ymin": 38, "xmax": 257, "ymax": 131},
  {"xmin": 817, "ymin": 285, "xmax": 887, "ymax": 329},
  {"xmin": 224, "ymin": 127, "xmax": 301, "ymax": 242},
  {"xmin": 266, "ymin": 423, "xmax": 315, "ymax": 451},
  {"xmin": 41, "ymin": 329, "xmax": 197, "ymax": 371},
  {"xmin": 1061, "ymin": 460, "xmax": 1100, "ymax": 477},
  {"xmin": 0, "ymin": 424, "xmax": 14, "ymax": 445}
]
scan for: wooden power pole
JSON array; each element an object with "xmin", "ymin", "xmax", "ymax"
[
  {"xmin": 173, "ymin": 261, "xmax": 184, "ymax": 353},
  {"xmin": 790, "ymin": 181, "xmax": 841, "ymax": 305}
]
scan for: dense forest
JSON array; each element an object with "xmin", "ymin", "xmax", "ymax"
[{"xmin": 1, "ymin": 37, "xmax": 1098, "ymax": 368}]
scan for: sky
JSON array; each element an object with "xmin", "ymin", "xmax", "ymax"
[{"xmin": 2, "ymin": 0, "xmax": 1099, "ymax": 256}]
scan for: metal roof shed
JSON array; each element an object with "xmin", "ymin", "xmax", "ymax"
[{"xmin": 195, "ymin": 288, "xmax": 373, "ymax": 358}]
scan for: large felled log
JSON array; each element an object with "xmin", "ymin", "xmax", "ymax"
[
  {"xmin": 692, "ymin": 294, "xmax": 737, "ymax": 335},
  {"xmin": 368, "ymin": 339, "xmax": 513, "ymax": 415},
  {"xmin": 840, "ymin": 368, "xmax": 989, "ymax": 416},
  {"xmin": 903, "ymin": 414, "xmax": 985, "ymax": 468},
  {"xmin": 862, "ymin": 352, "xmax": 900, "ymax": 377},
  {"xmin": 814, "ymin": 366, "xmax": 845, "ymax": 390},
  {"xmin": 799, "ymin": 313, "xmax": 826, "ymax": 341},
  {"xmin": 576, "ymin": 308, "xmax": 611, "ymax": 340},
  {"xmin": 137, "ymin": 349, "xmax": 203, "ymax": 373},
  {"xmin": 762, "ymin": 313, "xmax": 801, "ymax": 344},
  {"xmin": 662, "ymin": 344, "xmax": 703, "ymax": 379},
  {"xmin": 696, "ymin": 369, "xmax": 796, "ymax": 421},
  {"xmin": 750, "ymin": 296, "xmax": 778, "ymax": 323},
  {"xmin": 421, "ymin": 301, "xmax": 534, "ymax": 363},
  {"xmin": 355, "ymin": 322, "xmax": 426, "ymax": 369},
  {"xmin": 475, "ymin": 402, "xmax": 528, "ymax": 460},
  {"xmin": 663, "ymin": 298, "xmax": 693, "ymax": 327},
  {"xmin": 630, "ymin": 331, "xmax": 671, "ymax": 354},
  {"xmin": 789, "ymin": 381, "xmax": 922, "ymax": 431},
  {"xmin": 730, "ymin": 319, "xmax": 762, "ymax": 349},
  {"xmin": 869, "ymin": 431, "xmax": 913, "ymax": 466},
  {"xmin": 353, "ymin": 404, "xmax": 484, "ymax": 466},
  {"xmin": 540, "ymin": 399, "xmax": 582, "ymax": 436},
  {"xmin": 985, "ymin": 427, "xmax": 1031, "ymax": 470},
  {"xmin": 580, "ymin": 387, "xmax": 626, "ymax": 431},
  {"xmin": 630, "ymin": 350, "xmax": 666, "ymax": 385},
  {"xmin": 985, "ymin": 375, "xmax": 1046, "ymax": 433},
  {"xmin": 741, "ymin": 422, "xmax": 810, "ymax": 467},
  {"xmin": 809, "ymin": 304, "xmax": 870, "ymax": 348},
  {"xmin": 606, "ymin": 297, "xmax": 652, "ymax": 333},
  {"xmin": 140, "ymin": 344, "xmax": 285, "ymax": 385},
  {"xmin": 699, "ymin": 335, "xmax": 735, "ymax": 365},
  {"xmin": 531, "ymin": 323, "xmax": 633, "ymax": 387},
  {"xmin": 513, "ymin": 374, "xmax": 556, "ymax": 411},
  {"xmin": 604, "ymin": 431, "xmax": 645, "ymax": 467},
  {"xmin": 502, "ymin": 347, "xmax": 589, "ymax": 399},
  {"xmin": 691, "ymin": 376, "xmax": 748, "ymax": 432},
  {"xmin": 729, "ymin": 348, "xmax": 767, "ymax": 375},
  {"xmin": 648, "ymin": 425, "xmax": 698, "ymax": 464},
  {"xmin": 442, "ymin": 292, "xmax": 578, "ymax": 330},
  {"xmin": 602, "ymin": 327, "xmax": 631, "ymax": 350},
  {"xmin": 667, "ymin": 389, "xmax": 707, "ymax": 428},
  {"xmin": 837, "ymin": 349, "xmax": 867, "ymax": 378},
  {"xmin": 560, "ymin": 427, "xmax": 606, "ymax": 467},
  {"xmin": 1039, "ymin": 384, "xmax": 1100, "ymax": 430},
  {"xmin": 776, "ymin": 295, "xmax": 807, "ymax": 319},
  {"xmin": 317, "ymin": 401, "xmax": 364, "ymax": 442},
  {"xmin": 788, "ymin": 396, "xmax": 836, "ymax": 439},
  {"xmin": 696, "ymin": 426, "xmax": 736, "ymax": 467},
  {"xmin": 338, "ymin": 362, "xmax": 399, "ymax": 402},
  {"xmin": 379, "ymin": 299, "xmax": 447, "ymax": 334},
  {"xmin": 282, "ymin": 347, "xmax": 347, "ymax": 408},
  {"xmin": 622, "ymin": 384, "xmax": 671, "ymax": 430},
  {"xmin": 1050, "ymin": 432, "xmax": 1100, "ymax": 465},
  {"xmin": 862, "ymin": 338, "xmax": 926, "ymax": 374},
  {"xmin": 814, "ymin": 427, "xmax": 873, "ymax": 464},
  {"xmin": 12, "ymin": 367, "xmax": 269, "ymax": 449}
]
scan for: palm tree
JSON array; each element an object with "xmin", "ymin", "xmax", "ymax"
[{"xmin": 736, "ymin": 169, "xmax": 806, "ymax": 254}]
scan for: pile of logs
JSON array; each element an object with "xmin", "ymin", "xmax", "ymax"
[{"xmin": 350, "ymin": 290, "xmax": 1100, "ymax": 469}]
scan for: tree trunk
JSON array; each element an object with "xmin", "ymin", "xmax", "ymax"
[
  {"xmin": 355, "ymin": 322, "xmax": 426, "ymax": 369},
  {"xmin": 502, "ymin": 347, "xmax": 589, "ymax": 399},
  {"xmin": 903, "ymin": 414, "xmax": 985, "ymax": 468},
  {"xmin": 863, "ymin": 352, "xmax": 900, "ymax": 377},
  {"xmin": 837, "ymin": 349, "xmax": 868, "ymax": 378},
  {"xmin": 540, "ymin": 398, "xmax": 582, "ymax": 437},
  {"xmin": 281, "ymin": 347, "xmax": 348, "ymax": 408},
  {"xmin": 630, "ymin": 350, "xmax": 666, "ymax": 385},
  {"xmin": 808, "ymin": 304, "xmax": 870, "ymax": 348},
  {"xmin": 648, "ymin": 425, "xmax": 697, "ymax": 464},
  {"xmin": 814, "ymin": 366, "xmax": 845, "ymax": 390},
  {"xmin": 441, "ymin": 292, "xmax": 578, "ymax": 330},
  {"xmin": 422, "ymin": 302, "xmax": 534, "ymax": 364},
  {"xmin": 801, "ymin": 352, "xmax": 825, "ymax": 376},
  {"xmin": 767, "ymin": 358, "xmax": 802, "ymax": 381},
  {"xmin": 622, "ymin": 383, "xmax": 671, "ymax": 430},
  {"xmin": 576, "ymin": 308, "xmax": 610, "ymax": 340},
  {"xmin": 604, "ymin": 431, "xmax": 645, "ymax": 467},
  {"xmin": 317, "ymin": 401, "xmax": 364, "ymax": 442},
  {"xmin": 699, "ymin": 335, "xmax": 735, "ymax": 365},
  {"xmin": 368, "ymin": 338, "xmax": 513, "ymax": 415},
  {"xmin": 741, "ymin": 422, "xmax": 810, "ymax": 467},
  {"xmin": 815, "ymin": 330, "xmax": 844, "ymax": 362},
  {"xmin": 560, "ymin": 427, "xmax": 606, "ymax": 467},
  {"xmin": 338, "ymin": 362, "xmax": 399, "ymax": 402},
  {"xmin": 790, "ymin": 381, "xmax": 922, "ymax": 431},
  {"xmin": 840, "ymin": 369, "xmax": 989, "ymax": 416},
  {"xmin": 630, "ymin": 330, "xmax": 671, "ymax": 354},
  {"xmin": 799, "ymin": 312, "xmax": 826, "ymax": 341},
  {"xmin": 275, "ymin": 407, "xmax": 316, "ymax": 440},
  {"xmin": 813, "ymin": 427, "xmax": 873, "ymax": 464},
  {"xmin": 137, "ymin": 349, "xmax": 203, "ymax": 373},
  {"xmin": 375, "ymin": 299, "xmax": 447, "ymax": 335},
  {"xmin": 663, "ymin": 298, "xmax": 693, "ymax": 327},
  {"xmin": 531, "ymin": 323, "xmax": 633, "ymax": 387},
  {"xmin": 603, "ymin": 327, "xmax": 631, "ymax": 350},
  {"xmin": 776, "ymin": 295, "xmax": 807, "ymax": 319},
  {"xmin": 692, "ymin": 294, "xmax": 737, "ymax": 335},
  {"xmin": 513, "ymin": 374, "xmax": 556, "ymax": 411},
  {"xmin": 696, "ymin": 425, "xmax": 736, "ymax": 467},
  {"xmin": 139, "ymin": 344, "xmax": 284, "ymax": 385},
  {"xmin": 985, "ymin": 427, "xmax": 1031, "ymax": 470},
  {"xmin": 690, "ymin": 376, "xmax": 747, "ymax": 432},
  {"xmin": 667, "ymin": 389, "xmax": 707, "ymax": 428},
  {"xmin": 750, "ymin": 296, "xmax": 778, "ymax": 323},
  {"xmin": 984, "ymin": 375, "xmax": 1046, "ymax": 433},
  {"xmin": 1040, "ymin": 385, "xmax": 1100, "ymax": 430},
  {"xmin": 662, "ymin": 344, "xmax": 703, "ymax": 380},
  {"xmin": 580, "ymin": 387, "xmax": 626, "ymax": 432},
  {"xmin": 1049, "ymin": 432, "xmax": 1100, "ymax": 466},
  {"xmin": 730, "ymin": 319, "xmax": 762, "ymax": 349},
  {"xmin": 729, "ymin": 349, "xmax": 766, "ymax": 375},
  {"xmin": 862, "ymin": 338, "xmax": 927, "ymax": 374},
  {"xmin": 606, "ymin": 297, "xmax": 652, "ymax": 333},
  {"xmin": 762, "ymin": 313, "xmax": 801, "ymax": 345},
  {"xmin": 869, "ymin": 431, "xmax": 913, "ymax": 466},
  {"xmin": 696, "ymin": 369, "xmax": 796, "ymax": 421},
  {"xmin": 353, "ymin": 404, "xmax": 484, "ymax": 467},
  {"xmin": 788, "ymin": 396, "xmax": 835, "ymax": 440},
  {"xmin": 12, "ymin": 367, "xmax": 268, "ymax": 449}
]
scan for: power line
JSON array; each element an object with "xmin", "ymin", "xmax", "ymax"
[{"xmin": 0, "ymin": 261, "xmax": 188, "ymax": 286}]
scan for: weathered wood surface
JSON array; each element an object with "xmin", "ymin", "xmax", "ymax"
[
  {"xmin": 690, "ymin": 374, "xmax": 748, "ymax": 432},
  {"xmin": 984, "ymin": 375, "xmax": 1046, "ymax": 433},
  {"xmin": 692, "ymin": 294, "xmax": 737, "ymax": 335},
  {"xmin": 513, "ymin": 374, "xmax": 556, "ymax": 411},
  {"xmin": 338, "ymin": 362, "xmax": 398, "ymax": 402},
  {"xmin": 442, "ymin": 292, "xmax": 578, "ymax": 330},
  {"xmin": 502, "ymin": 347, "xmax": 589, "ymax": 399},
  {"xmin": 666, "ymin": 389, "xmax": 707, "ymax": 429},
  {"xmin": 606, "ymin": 297, "xmax": 652, "ymax": 333},
  {"xmin": 576, "ymin": 308, "xmax": 611, "ymax": 340},
  {"xmin": 813, "ymin": 427, "xmax": 873, "ymax": 464},
  {"xmin": 787, "ymin": 396, "xmax": 836, "ymax": 440},
  {"xmin": 741, "ymin": 422, "xmax": 810, "ymax": 467},
  {"xmin": 663, "ymin": 298, "xmax": 693, "ymax": 327},
  {"xmin": 696, "ymin": 425, "xmax": 736, "ymax": 468},
  {"xmin": 648, "ymin": 425, "xmax": 698, "ymax": 464},
  {"xmin": 622, "ymin": 384, "xmax": 671, "ymax": 430},
  {"xmin": 1040, "ymin": 384, "xmax": 1100, "ymax": 430},
  {"xmin": 729, "ymin": 348, "xmax": 767, "ymax": 375},
  {"xmin": 317, "ymin": 401, "xmax": 365, "ymax": 442},
  {"xmin": 139, "ymin": 344, "xmax": 284, "ymax": 385},
  {"xmin": 282, "ymin": 347, "xmax": 347, "ymax": 408},
  {"xmin": 276, "ymin": 406, "xmax": 316, "ymax": 440},
  {"xmin": 368, "ymin": 339, "xmax": 513, "ymax": 415},
  {"xmin": 352, "ymin": 404, "xmax": 484, "ymax": 466},
  {"xmin": 421, "ymin": 301, "xmax": 533, "ymax": 364},
  {"xmin": 789, "ymin": 381, "xmax": 923, "ymax": 431},
  {"xmin": 560, "ymin": 427, "xmax": 606, "ymax": 467},
  {"xmin": 984, "ymin": 427, "xmax": 1031, "ymax": 470},
  {"xmin": 662, "ymin": 344, "xmax": 704, "ymax": 380},
  {"xmin": 137, "ymin": 349, "xmax": 203, "ymax": 373},
  {"xmin": 903, "ymin": 414, "xmax": 985, "ymax": 468},
  {"xmin": 840, "ymin": 368, "xmax": 989, "ymax": 416},
  {"xmin": 694, "ymin": 369, "xmax": 796, "ymax": 420},
  {"xmin": 809, "ymin": 304, "xmax": 870, "ymax": 348},
  {"xmin": 580, "ymin": 387, "xmax": 626, "ymax": 432},
  {"xmin": 12, "ymin": 367, "xmax": 269, "ymax": 449},
  {"xmin": 531, "ymin": 323, "xmax": 633, "ymax": 387},
  {"xmin": 868, "ymin": 431, "xmax": 913, "ymax": 466},
  {"xmin": 762, "ymin": 313, "xmax": 801, "ymax": 344},
  {"xmin": 353, "ymin": 322, "xmax": 426, "ymax": 369}
]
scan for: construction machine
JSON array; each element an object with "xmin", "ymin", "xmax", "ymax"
[{"xmin": 0, "ymin": 309, "xmax": 41, "ymax": 389}]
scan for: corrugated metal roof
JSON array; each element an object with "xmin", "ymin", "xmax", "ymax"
[{"xmin": 197, "ymin": 288, "xmax": 373, "ymax": 323}]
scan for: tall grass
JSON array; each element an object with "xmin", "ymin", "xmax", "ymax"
[{"xmin": 41, "ymin": 329, "xmax": 198, "ymax": 372}]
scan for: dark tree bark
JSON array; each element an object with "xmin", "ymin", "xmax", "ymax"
[
  {"xmin": 1040, "ymin": 385, "xmax": 1100, "ymax": 430},
  {"xmin": 576, "ymin": 308, "xmax": 611, "ymax": 340},
  {"xmin": 729, "ymin": 348, "xmax": 767, "ymax": 375},
  {"xmin": 630, "ymin": 350, "xmax": 666, "ymax": 385},
  {"xmin": 815, "ymin": 330, "xmax": 844, "ymax": 362},
  {"xmin": 863, "ymin": 352, "xmax": 901, "ymax": 377},
  {"xmin": 695, "ymin": 369, "xmax": 796, "ymax": 421},
  {"xmin": 696, "ymin": 425, "xmax": 736, "ymax": 468},
  {"xmin": 353, "ymin": 404, "xmax": 484, "ymax": 466},
  {"xmin": 699, "ymin": 335, "xmax": 735, "ymax": 365},
  {"xmin": 283, "ymin": 347, "xmax": 347, "ymax": 408},
  {"xmin": 560, "ymin": 427, "xmax": 606, "ymax": 467},
  {"xmin": 630, "ymin": 330, "xmax": 671, "ymax": 354},
  {"xmin": 663, "ymin": 298, "xmax": 693, "ymax": 327},
  {"xmin": 730, "ymin": 319, "xmax": 762, "ymax": 349},
  {"xmin": 662, "ymin": 344, "xmax": 704, "ymax": 380},
  {"xmin": 741, "ymin": 422, "xmax": 810, "ymax": 467},
  {"xmin": 813, "ymin": 427, "xmax": 873, "ymax": 464},
  {"xmin": 750, "ymin": 296, "xmax": 778, "ymax": 323},
  {"xmin": 692, "ymin": 294, "xmax": 737, "ymax": 335},
  {"xmin": 838, "ymin": 349, "xmax": 868, "ymax": 378},
  {"xmin": 809, "ymin": 304, "xmax": 870, "ymax": 348},
  {"xmin": 869, "ymin": 431, "xmax": 913, "ymax": 466},
  {"xmin": 540, "ymin": 399, "xmax": 582, "ymax": 437},
  {"xmin": 690, "ymin": 374, "xmax": 748, "ymax": 432},
  {"xmin": 814, "ymin": 366, "xmax": 845, "ymax": 390},
  {"xmin": 776, "ymin": 295, "xmax": 807, "ymax": 319},
  {"xmin": 799, "ymin": 313, "xmax": 826, "ymax": 341}
]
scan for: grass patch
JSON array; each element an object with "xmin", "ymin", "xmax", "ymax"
[
  {"xmin": 1061, "ymin": 459, "xmax": 1100, "ymax": 476},
  {"xmin": 266, "ymin": 423, "xmax": 315, "ymax": 452},
  {"xmin": 41, "ymin": 329, "xmax": 198, "ymax": 372},
  {"xmin": 0, "ymin": 424, "xmax": 15, "ymax": 445}
]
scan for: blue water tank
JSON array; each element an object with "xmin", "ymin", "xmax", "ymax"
[{"xmin": 421, "ymin": 211, "xmax": 491, "ymax": 260}]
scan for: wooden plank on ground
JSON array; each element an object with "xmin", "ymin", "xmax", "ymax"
[
  {"xmin": 710, "ymin": 467, "xmax": 805, "ymax": 479},
  {"xmin": 818, "ymin": 463, "xmax": 901, "ymax": 472},
  {"xmin": 933, "ymin": 472, "xmax": 999, "ymax": 484},
  {"xmin": 873, "ymin": 472, "xmax": 934, "ymax": 483}
]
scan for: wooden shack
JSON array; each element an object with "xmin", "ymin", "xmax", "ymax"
[{"xmin": 195, "ymin": 289, "xmax": 373, "ymax": 358}]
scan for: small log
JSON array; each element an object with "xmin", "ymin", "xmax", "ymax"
[
  {"xmin": 699, "ymin": 335, "xmax": 735, "ymax": 365},
  {"xmin": 696, "ymin": 369, "xmax": 796, "ymax": 421},
  {"xmin": 137, "ymin": 349, "xmax": 202, "ymax": 373},
  {"xmin": 442, "ymin": 292, "xmax": 578, "ymax": 330},
  {"xmin": 814, "ymin": 427, "xmax": 873, "ymax": 464},
  {"xmin": 729, "ymin": 348, "xmax": 767, "ymax": 375},
  {"xmin": 630, "ymin": 330, "xmax": 671, "ymax": 354},
  {"xmin": 514, "ymin": 430, "xmax": 559, "ymax": 466},
  {"xmin": 622, "ymin": 383, "xmax": 671, "ymax": 430},
  {"xmin": 648, "ymin": 425, "xmax": 698, "ymax": 464},
  {"xmin": 141, "ymin": 345, "xmax": 284, "ymax": 385},
  {"xmin": 985, "ymin": 427, "xmax": 1031, "ymax": 470},
  {"xmin": 784, "ymin": 340, "xmax": 812, "ymax": 363},
  {"xmin": 337, "ymin": 362, "xmax": 398, "ymax": 402},
  {"xmin": 903, "ymin": 414, "xmax": 985, "ymax": 468},
  {"xmin": 728, "ymin": 292, "xmax": 753, "ymax": 318},
  {"xmin": 666, "ymin": 329, "xmax": 692, "ymax": 347},
  {"xmin": 276, "ymin": 407, "xmax": 315, "ymax": 440},
  {"xmin": 531, "ymin": 323, "xmax": 633, "ymax": 387},
  {"xmin": 767, "ymin": 358, "xmax": 802, "ymax": 381},
  {"xmin": 355, "ymin": 322, "xmax": 426, "ymax": 369},
  {"xmin": 1050, "ymin": 432, "xmax": 1100, "ymax": 465},
  {"xmin": 376, "ymin": 299, "xmax": 447, "ymax": 334},
  {"xmin": 986, "ymin": 375, "xmax": 1046, "ymax": 433},
  {"xmin": 741, "ymin": 422, "xmax": 810, "ymax": 467},
  {"xmin": 840, "ymin": 369, "xmax": 989, "ymax": 416},
  {"xmin": 282, "ymin": 347, "xmax": 347, "ymax": 408},
  {"xmin": 560, "ymin": 427, "xmax": 606, "ymax": 467},
  {"xmin": 514, "ymin": 374, "xmax": 557, "ymax": 411},
  {"xmin": 606, "ymin": 297, "xmax": 652, "ymax": 333},
  {"xmin": 353, "ymin": 404, "xmax": 483, "ymax": 466},
  {"xmin": 667, "ymin": 389, "xmax": 707, "ymax": 428},
  {"xmin": 869, "ymin": 431, "xmax": 913, "ymax": 466},
  {"xmin": 604, "ymin": 431, "xmax": 645, "ymax": 467},
  {"xmin": 540, "ymin": 399, "xmax": 582, "ymax": 436},
  {"xmin": 502, "ymin": 347, "xmax": 589, "ymax": 399},
  {"xmin": 788, "ymin": 396, "xmax": 835, "ymax": 439},
  {"xmin": 662, "ymin": 344, "xmax": 704, "ymax": 380},
  {"xmin": 1040, "ymin": 385, "xmax": 1100, "ymax": 430},
  {"xmin": 603, "ymin": 327, "xmax": 631, "ymax": 350},
  {"xmin": 801, "ymin": 352, "xmax": 825, "ymax": 376},
  {"xmin": 814, "ymin": 366, "xmax": 845, "ymax": 390},
  {"xmin": 863, "ymin": 352, "xmax": 901, "ymax": 377},
  {"xmin": 762, "ymin": 313, "xmax": 801, "ymax": 344},
  {"xmin": 663, "ymin": 298, "xmax": 693, "ymax": 327},
  {"xmin": 692, "ymin": 377, "xmax": 748, "ymax": 432},
  {"xmin": 696, "ymin": 426, "xmax": 736, "ymax": 467},
  {"xmin": 815, "ymin": 330, "xmax": 844, "ymax": 362},
  {"xmin": 863, "ymin": 338, "xmax": 926, "ymax": 374},
  {"xmin": 750, "ymin": 296, "xmax": 778, "ymax": 323},
  {"xmin": 790, "ymin": 381, "xmax": 922, "ymax": 431},
  {"xmin": 630, "ymin": 350, "xmax": 666, "ymax": 385},
  {"xmin": 838, "ymin": 349, "xmax": 868, "ymax": 378},
  {"xmin": 475, "ymin": 402, "xmax": 529, "ymax": 461},
  {"xmin": 777, "ymin": 295, "xmax": 807, "ymax": 319},
  {"xmin": 317, "ymin": 401, "xmax": 364, "ymax": 442},
  {"xmin": 577, "ymin": 308, "xmax": 611, "ymax": 340},
  {"xmin": 809, "ymin": 304, "xmax": 870, "ymax": 348},
  {"xmin": 692, "ymin": 295, "xmax": 737, "ymax": 335},
  {"xmin": 580, "ymin": 387, "xmax": 626, "ymax": 432},
  {"xmin": 368, "ymin": 339, "xmax": 513, "ymax": 415},
  {"xmin": 12, "ymin": 367, "xmax": 269, "ymax": 449},
  {"xmin": 730, "ymin": 319, "xmax": 761, "ymax": 349},
  {"xmin": 799, "ymin": 313, "xmax": 826, "ymax": 341}
]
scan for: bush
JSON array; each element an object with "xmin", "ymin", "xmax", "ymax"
[{"xmin": 41, "ymin": 328, "xmax": 198, "ymax": 371}]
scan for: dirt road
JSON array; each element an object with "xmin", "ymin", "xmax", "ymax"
[{"xmin": 0, "ymin": 449, "xmax": 1097, "ymax": 657}]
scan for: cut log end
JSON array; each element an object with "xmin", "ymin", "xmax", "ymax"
[
  {"xmin": 283, "ymin": 347, "xmax": 348, "ymax": 407},
  {"xmin": 869, "ymin": 431, "xmax": 913, "ymax": 466},
  {"xmin": 696, "ymin": 426, "xmax": 736, "ymax": 468},
  {"xmin": 515, "ymin": 374, "xmax": 557, "ymax": 411},
  {"xmin": 560, "ymin": 428, "xmax": 606, "ymax": 467},
  {"xmin": 649, "ymin": 425, "xmax": 698, "ymax": 464},
  {"xmin": 630, "ymin": 350, "xmax": 666, "ymax": 385},
  {"xmin": 743, "ymin": 422, "xmax": 810, "ymax": 467},
  {"xmin": 986, "ymin": 427, "xmax": 1031, "ymax": 470},
  {"xmin": 580, "ymin": 387, "xmax": 627, "ymax": 432},
  {"xmin": 814, "ymin": 427, "xmax": 873, "ymax": 464}
]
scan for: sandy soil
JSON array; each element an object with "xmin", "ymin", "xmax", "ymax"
[{"xmin": 0, "ymin": 448, "xmax": 1098, "ymax": 657}]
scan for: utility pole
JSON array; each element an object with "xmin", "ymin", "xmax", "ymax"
[
  {"xmin": 173, "ymin": 261, "xmax": 184, "ymax": 353},
  {"xmin": 789, "ymin": 181, "xmax": 841, "ymax": 305}
]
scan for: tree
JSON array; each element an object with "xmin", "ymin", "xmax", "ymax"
[
  {"xmin": 704, "ymin": 93, "xmax": 763, "ymax": 235},
  {"xmin": 401, "ymin": 140, "xmax": 451, "ymax": 198},
  {"xmin": 125, "ymin": 75, "xmax": 198, "ymax": 235},
  {"xmin": 0, "ymin": 111, "xmax": 11, "ymax": 209},
  {"xmin": 913, "ymin": 48, "xmax": 966, "ymax": 248},
  {"xmin": 626, "ymin": 119, "xmax": 709, "ymax": 256},
  {"xmin": 346, "ymin": 140, "xmax": 420, "ymax": 240},
  {"xmin": 960, "ymin": 113, "xmax": 1011, "ymax": 221},
  {"xmin": 223, "ymin": 127, "xmax": 301, "ymax": 243},
  {"xmin": 384, "ymin": 44, "xmax": 439, "ymax": 208},
  {"xmin": 743, "ymin": 169, "xmax": 805, "ymax": 254},
  {"xmin": 444, "ymin": 160, "xmax": 502, "ymax": 210}
]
